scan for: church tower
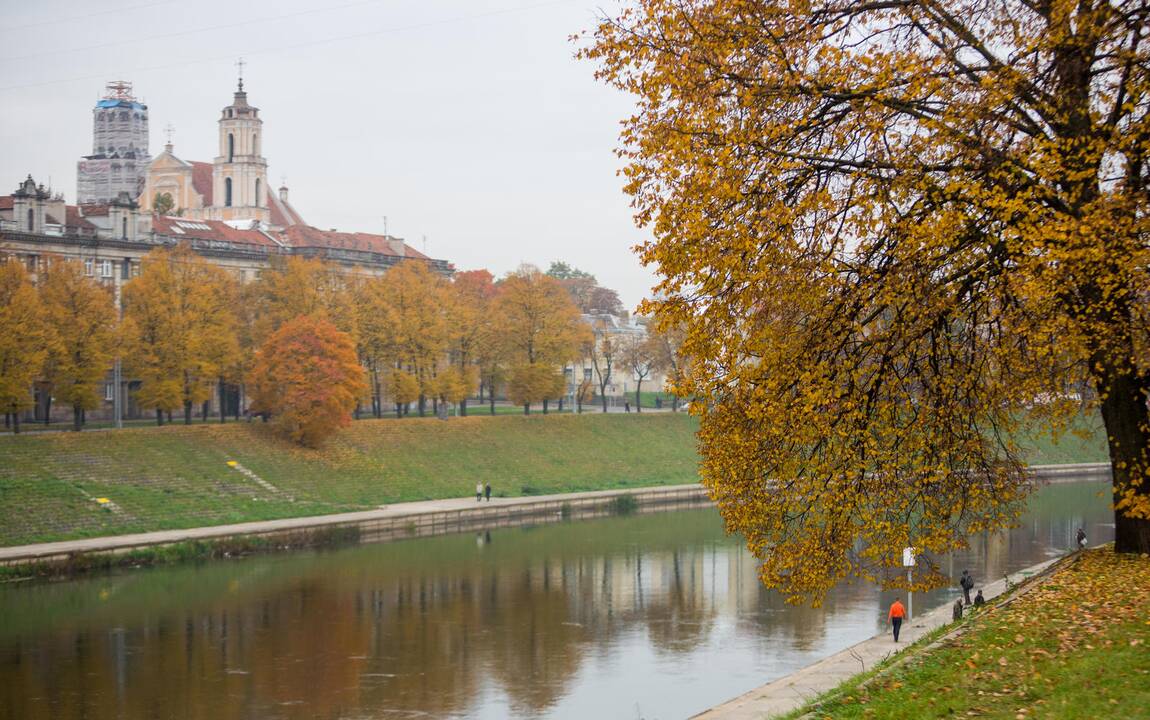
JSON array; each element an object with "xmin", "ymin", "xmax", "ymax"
[{"xmin": 210, "ymin": 66, "xmax": 269, "ymax": 224}]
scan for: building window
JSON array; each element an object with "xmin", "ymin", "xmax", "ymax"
[
  {"xmin": 228, "ymin": 133, "xmax": 234, "ymax": 162},
  {"xmin": 27, "ymin": 208, "xmax": 34, "ymax": 231},
  {"xmin": 100, "ymin": 259, "xmax": 113, "ymax": 278},
  {"xmin": 225, "ymin": 178, "xmax": 233, "ymax": 206},
  {"xmin": 104, "ymin": 383, "xmax": 115, "ymax": 402},
  {"xmin": 253, "ymin": 133, "xmax": 259, "ymax": 156},
  {"xmin": 255, "ymin": 178, "xmax": 260, "ymax": 206},
  {"xmin": 84, "ymin": 258, "xmax": 94, "ymax": 276},
  {"xmin": 121, "ymin": 217, "xmax": 128, "ymax": 239},
  {"xmin": 131, "ymin": 262, "xmax": 141, "ymax": 278},
  {"xmin": 583, "ymin": 368, "xmax": 593, "ymax": 381},
  {"xmin": 25, "ymin": 255, "xmax": 38, "ymax": 273}
]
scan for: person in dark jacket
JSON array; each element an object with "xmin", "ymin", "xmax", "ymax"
[
  {"xmin": 960, "ymin": 569, "xmax": 974, "ymax": 605},
  {"xmin": 1076, "ymin": 527, "xmax": 1087, "ymax": 550},
  {"xmin": 484, "ymin": 482, "xmax": 492, "ymax": 502},
  {"xmin": 953, "ymin": 598, "xmax": 964, "ymax": 621},
  {"xmin": 973, "ymin": 589, "xmax": 985, "ymax": 607}
]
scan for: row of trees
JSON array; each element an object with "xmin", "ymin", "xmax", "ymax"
[{"xmin": 0, "ymin": 249, "xmax": 682, "ymax": 443}]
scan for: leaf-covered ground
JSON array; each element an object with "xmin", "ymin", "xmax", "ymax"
[{"xmin": 796, "ymin": 548, "xmax": 1150, "ymax": 719}]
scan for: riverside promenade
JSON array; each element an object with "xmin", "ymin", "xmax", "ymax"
[
  {"xmin": 694, "ymin": 556, "xmax": 1065, "ymax": 719},
  {"xmin": 0, "ymin": 482, "xmax": 709, "ymax": 566}
]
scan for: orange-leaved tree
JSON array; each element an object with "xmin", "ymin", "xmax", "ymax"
[
  {"xmin": 39, "ymin": 258, "xmax": 118, "ymax": 431},
  {"xmin": 585, "ymin": 0, "xmax": 1150, "ymax": 602},
  {"xmin": 0, "ymin": 260, "xmax": 51, "ymax": 433},
  {"xmin": 247, "ymin": 315, "xmax": 365, "ymax": 447}
]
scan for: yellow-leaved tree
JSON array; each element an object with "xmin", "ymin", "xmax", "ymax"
[
  {"xmin": 0, "ymin": 260, "xmax": 50, "ymax": 433},
  {"xmin": 585, "ymin": 0, "xmax": 1150, "ymax": 602},
  {"xmin": 39, "ymin": 258, "xmax": 118, "ymax": 431},
  {"xmin": 495, "ymin": 265, "xmax": 590, "ymax": 414},
  {"xmin": 122, "ymin": 246, "xmax": 238, "ymax": 425}
]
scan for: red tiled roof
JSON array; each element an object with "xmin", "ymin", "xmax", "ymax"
[
  {"xmin": 280, "ymin": 225, "xmax": 413, "ymax": 257},
  {"xmin": 190, "ymin": 162, "xmax": 213, "ymax": 206},
  {"xmin": 152, "ymin": 215, "xmax": 279, "ymax": 247},
  {"xmin": 0, "ymin": 197, "xmax": 12, "ymax": 210},
  {"xmin": 78, "ymin": 204, "xmax": 110, "ymax": 216},
  {"xmin": 66, "ymin": 205, "xmax": 98, "ymax": 231},
  {"xmin": 268, "ymin": 192, "xmax": 305, "ymax": 228}
]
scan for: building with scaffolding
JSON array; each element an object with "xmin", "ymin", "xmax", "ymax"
[{"xmin": 76, "ymin": 81, "xmax": 150, "ymax": 205}]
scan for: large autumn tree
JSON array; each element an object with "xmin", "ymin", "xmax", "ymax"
[
  {"xmin": 248, "ymin": 315, "xmax": 366, "ymax": 447},
  {"xmin": 39, "ymin": 258, "xmax": 118, "ymax": 431},
  {"xmin": 586, "ymin": 0, "xmax": 1150, "ymax": 602}
]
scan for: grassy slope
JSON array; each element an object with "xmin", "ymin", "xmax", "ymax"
[
  {"xmin": 786, "ymin": 549, "xmax": 1150, "ymax": 719},
  {"xmin": 0, "ymin": 410, "xmax": 1110, "ymax": 548},
  {"xmin": 0, "ymin": 413, "xmax": 701, "ymax": 546}
]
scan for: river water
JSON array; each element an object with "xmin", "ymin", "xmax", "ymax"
[{"xmin": 0, "ymin": 480, "xmax": 1113, "ymax": 720}]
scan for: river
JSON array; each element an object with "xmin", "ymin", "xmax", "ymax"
[{"xmin": 0, "ymin": 479, "xmax": 1113, "ymax": 719}]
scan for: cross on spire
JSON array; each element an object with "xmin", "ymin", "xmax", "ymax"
[
  {"xmin": 236, "ymin": 57, "xmax": 245, "ymax": 92},
  {"xmin": 164, "ymin": 123, "xmax": 175, "ymax": 145}
]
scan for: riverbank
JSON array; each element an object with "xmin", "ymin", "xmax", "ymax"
[
  {"xmin": 698, "ymin": 546, "xmax": 1150, "ymax": 719},
  {"xmin": 0, "ymin": 413, "xmax": 702, "ymax": 546},
  {"xmin": 0, "ymin": 412, "xmax": 1109, "ymax": 547},
  {"xmin": 0, "ymin": 483, "xmax": 708, "ymax": 580}
]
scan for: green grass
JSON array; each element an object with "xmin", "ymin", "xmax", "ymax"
[
  {"xmin": 0, "ymin": 413, "xmax": 701, "ymax": 546},
  {"xmin": 783, "ymin": 549, "xmax": 1150, "ymax": 719}
]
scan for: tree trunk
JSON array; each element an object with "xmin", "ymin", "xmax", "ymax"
[
  {"xmin": 635, "ymin": 380, "xmax": 643, "ymax": 413},
  {"xmin": 601, "ymin": 394, "xmax": 609, "ymax": 413},
  {"xmin": 418, "ymin": 394, "xmax": 426, "ymax": 417},
  {"xmin": 43, "ymin": 393, "xmax": 51, "ymax": 426},
  {"xmin": 157, "ymin": 408, "xmax": 164, "ymax": 426},
  {"xmin": 184, "ymin": 401, "xmax": 193, "ymax": 424},
  {"xmin": 461, "ymin": 398, "xmax": 468, "ymax": 417},
  {"xmin": 558, "ymin": 397, "xmax": 564, "ymax": 413},
  {"xmin": 73, "ymin": 403, "xmax": 83, "ymax": 431},
  {"xmin": 395, "ymin": 402, "xmax": 402, "ymax": 418},
  {"xmin": 1098, "ymin": 364, "xmax": 1150, "ymax": 554},
  {"xmin": 13, "ymin": 412, "xmax": 20, "ymax": 434},
  {"xmin": 523, "ymin": 403, "xmax": 530, "ymax": 415},
  {"xmin": 543, "ymin": 399, "xmax": 549, "ymax": 414},
  {"xmin": 218, "ymin": 380, "xmax": 227, "ymax": 424},
  {"xmin": 354, "ymin": 402, "xmax": 361, "ymax": 420},
  {"xmin": 490, "ymin": 395, "xmax": 496, "ymax": 415}
]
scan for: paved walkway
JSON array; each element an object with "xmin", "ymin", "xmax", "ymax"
[
  {"xmin": 0, "ymin": 483, "xmax": 704, "ymax": 563},
  {"xmin": 692, "ymin": 556, "xmax": 1063, "ymax": 719}
]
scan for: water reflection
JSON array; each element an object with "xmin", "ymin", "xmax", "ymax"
[{"xmin": 0, "ymin": 480, "xmax": 1113, "ymax": 719}]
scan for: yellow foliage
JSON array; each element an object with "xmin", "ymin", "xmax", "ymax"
[{"xmin": 584, "ymin": 0, "xmax": 1150, "ymax": 601}]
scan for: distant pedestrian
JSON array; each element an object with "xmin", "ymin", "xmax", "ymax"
[
  {"xmin": 476, "ymin": 482, "xmax": 483, "ymax": 502},
  {"xmin": 888, "ymin": 599, "xmax": 906, "ymax": 642},
  {"xmin": 1076, "ymin": 527, "xmax": 1087, "ymax": 550},
  {"xmin": 973, "ymin": 589, "xmax": 985, "ymax": 607},
  {"xmin": 625, "ymin": 401, "xmax": 631, "ymax": 413},
  {"xmin": 953, "ymin": 598, "xmax": 964, "ymax": 621},
  {"xmin": 960, "ymin": 569, "xmax": 974, "ymax": 605},
  {"xmin": 485, "ymin": 482, "xmax": 491, "ymax": 502}
]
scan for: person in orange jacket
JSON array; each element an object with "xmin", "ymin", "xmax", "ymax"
[{"xmin": 888, "ymin": 598, "xmax": 907, "ymax": 642}]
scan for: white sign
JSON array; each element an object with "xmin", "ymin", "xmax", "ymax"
[{"xmin": 902, "ymin": 547, "xmax": 916, "ymax": 567}]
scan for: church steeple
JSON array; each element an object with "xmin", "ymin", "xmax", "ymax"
[{"xmin": 211, "ymin": 59, "xmax": 268, "ymax": 224}]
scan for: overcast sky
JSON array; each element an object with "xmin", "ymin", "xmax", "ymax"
[{"xmin": 0, "ymin": 0, "xmax": 658, "ymax": 309}]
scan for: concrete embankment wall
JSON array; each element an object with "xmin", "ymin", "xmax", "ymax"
[{"xmin": 0, "ymin": 484, "xmax": 712, "ymax": 570}]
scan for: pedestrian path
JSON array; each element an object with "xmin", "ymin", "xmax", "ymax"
[
  {"xmin": 0, "ymin": 483, "xmax": 705, "ymax": 564},
  {"xmin": 692, "ymin": 556, "xmax": 1063, "ymax": 719}
]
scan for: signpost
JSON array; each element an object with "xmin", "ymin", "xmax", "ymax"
[{"xmin": 903, "ymin": 546, "xmax": 916, "ymax": 620}]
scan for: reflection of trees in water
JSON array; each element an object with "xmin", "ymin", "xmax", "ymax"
[{"xmin": 0, "ymin": 487, "xmax": 1110, "ymax": 718}]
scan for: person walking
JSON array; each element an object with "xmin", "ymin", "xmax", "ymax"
[
  {"xmin": 960, "ymin": 569, "xmax": 974, "ymax": 605},
  {"xmin": 1076, "ymin": 527, "xmax": 1087, "ymax": 550},
  {"xmin": 485, "ymin": 482, "xmax": 492, "ymax": 502},
  {"xmin": 888, "ymin": 598, "xmax": 906, "ymax": 642},
  {"xmin": 476, "ymin": 482, "xmax": 483, "ymax": 502}
]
